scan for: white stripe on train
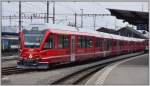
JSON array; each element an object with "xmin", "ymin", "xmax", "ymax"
[{"xmin": 41, "ymin": 51, "xmax": 112, "ymax": 59}]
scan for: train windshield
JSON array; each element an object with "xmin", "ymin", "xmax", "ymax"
[
  {"xmin": 24, "ymin": 34, "xmax": 43, "ymax": 48},
  {"xmin": 23, "ymin": 26, "xmax": 44, "ymax": 48}
]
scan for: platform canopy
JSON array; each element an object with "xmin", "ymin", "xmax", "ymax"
[{"xmin": 108, "ymin": 8, "xmax": 149, "ymax": 31}]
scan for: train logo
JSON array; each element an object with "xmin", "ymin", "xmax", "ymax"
[{"xmin": 29, "ymin": 54, "xmax": 32, "ymax": 59}]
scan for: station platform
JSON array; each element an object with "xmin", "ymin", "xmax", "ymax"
[
  {"xmin": 85, "ymin": 53, "xmax": 149, "ymax": 85},
  {"xmin": 2, "ymin": 55, "xmax": 18, "ymax": 62},
  {"xmin": 2, "ymin": 55, "xmax": 18, "ymax": 68}
]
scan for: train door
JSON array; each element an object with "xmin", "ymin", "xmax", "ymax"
[{"xmin": 70, "ymin": 35, "xmax": 75, "ymax": 62}]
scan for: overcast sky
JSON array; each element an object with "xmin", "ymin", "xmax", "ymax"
[{"xmin": 2, "ymin": 2, "xmax": 148, "ymax": 30}]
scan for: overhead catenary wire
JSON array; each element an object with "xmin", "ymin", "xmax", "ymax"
[{"xmin": 3, "ymin": 2, "xmax": 113, "ymax": 29}]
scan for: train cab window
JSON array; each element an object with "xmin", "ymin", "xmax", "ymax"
[
  {"xmin": 58, "ymin": 35, "xmax": 69, "ymax": 48},
  {"xmin": 96, "ymin": 38, "xmax": 101, "ymax": 48},
  {"xmin": 43, "ymin": 35, "xmax": 53, "ymax": 49}
]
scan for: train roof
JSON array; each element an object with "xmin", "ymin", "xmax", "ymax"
[{"xmin": 24, "ymin": 23, "xmax": 145, "ymax": 42}]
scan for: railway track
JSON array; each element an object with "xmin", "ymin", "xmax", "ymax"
[
  {"xmin": 50, "ymin": 52, "xmax": 145, "ymax": 85},
  {"xmin": 2, "ymin": 57, "xmax": 17, "ymax": 62},
  {"xmin": 51, "ymin": 63, "xmax": 108, "ymax": 85},
  {"xmin": 2, "ymin": 66, "xmax": 33, "ymax": 75},
  {"xmin": 2, "ymin": 55, "xmax": 18, "ymax": 62}
]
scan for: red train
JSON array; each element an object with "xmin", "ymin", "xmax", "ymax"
[{"xmin": 17, "ymin": 23, "xmax": 146, "ymax": 69}]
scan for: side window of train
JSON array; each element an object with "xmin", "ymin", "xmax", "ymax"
[
  {"xmin": 103, "ymin": 39, "xmax": 106, "ymax": 50},
  {"xmin": 43, "ymin": 35, "xmax": 53, "ymax": 49},
  {"xmin": 58, "ymin": 35, "xmax": 69, "ymax": 48},
  {"xmin": 78, "ymin": 36, "xmax": 82, "ymax": 48},
  {"xmin": 78, "ymin": 36, "xmax": 86, "ymax": 48},
  {"xmin": 82, "ymin": 37, "xmax": 86, "ymax": 48},
  {"xmin": 63, "ymin": 35, "xmax": 69, "ymax": 48},
  {"xmin": 105, "ymin": 39, "xmax": 111, "ymax": 50},
  {"xmin": 96, "ymin": 38, "xmax": 101, "ymax": 48},
  {"xmin": 86, "ymin": 37, "xmax": 93, "ymax": 48},
  {"xmin": 106, "ymin": 39, "xmax": 109, "ymax": 50}
]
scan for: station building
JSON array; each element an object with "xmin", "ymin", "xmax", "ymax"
[
  {"xmin": 96, "ymin": 27, "xmax": 117, "ymax": 35},
  {"xmin": 117, "ymin": 26, "xmax": 148, "ymax": 39}
]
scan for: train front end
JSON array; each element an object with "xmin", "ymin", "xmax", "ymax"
[{"xmin": 17, "ymin": 24, "xmax": 49, "ymax": 69}]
